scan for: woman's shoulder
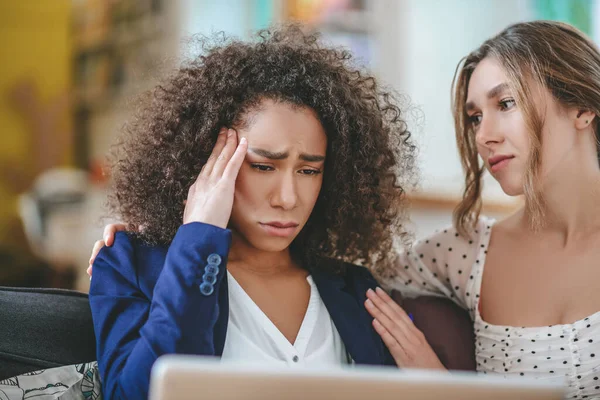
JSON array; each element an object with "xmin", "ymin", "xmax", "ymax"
[
  {"xmin": 403, "ymin": 215, "xmax": 496, "ymax": 278},
  {"xmin": 92, "ymin": 231, "xmax": 168, "ymax": 291},
  {"xmin": 97, "ymin": 231, "xmax": 166, "ymax": 263},
  {"xmin": 339, "ymin": 262, "xmax": 380, "ymax": 291},
  {"xmin": 344, "ymin": 262, "xmax": 379, "ymax": 284},
  {"xmin": 310, "ymin": 259, "xmax": 379, "ymax": 288},
  {"xmin": 415, "ymin": 215, "xmax": 496, "ymax": 246},
  {"xmin": 408, "ymin": 216, "xmax": 495, "ymax": 257}
]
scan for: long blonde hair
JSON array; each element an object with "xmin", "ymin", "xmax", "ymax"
[{"xmin": 452, "ymin": 21, "xmax": 600, "ymax": 235}]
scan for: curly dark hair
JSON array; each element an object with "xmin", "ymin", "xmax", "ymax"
[{"xmin": 108, "ymin": 24, "xmax": 417, "ymax": 274}]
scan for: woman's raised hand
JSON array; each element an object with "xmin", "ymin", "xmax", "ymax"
[{"xmin": 183, "ymin": 128, "xmax": 247, "ymax": 229}]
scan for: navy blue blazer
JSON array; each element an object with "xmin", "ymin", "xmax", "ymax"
[{"xmin": 89, "ymin": 222, "xmax": 394, "ymax": 400}]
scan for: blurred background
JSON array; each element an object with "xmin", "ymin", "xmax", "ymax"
[{"xmin": 0, "ymin": 0, "xmax": 595, "ymax": 291}]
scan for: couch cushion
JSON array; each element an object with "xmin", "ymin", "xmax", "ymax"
[{"xmin": 0, "ymin": 287, "xmax": 96, "ymax": 380}]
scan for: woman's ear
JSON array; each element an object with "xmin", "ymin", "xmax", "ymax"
[{"xmin": 574, "ymin": 109, "xmax": 596, "ymax": 130}]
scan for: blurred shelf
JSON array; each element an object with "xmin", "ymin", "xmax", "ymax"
[
  {"xmin": 70, "ymin": 0, "xmax": 174, "ymax": 169},
  {"xmin": 409, "ymin": 192, "xmax": 522, "ymax": 214},
  {"xmin": 74, "ymin": 14, "xmax": 165, "ymax": 53}
]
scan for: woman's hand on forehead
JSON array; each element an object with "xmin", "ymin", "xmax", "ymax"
[{"xmin": 183, "ymin": 128, "xmax": 248, "ymax": 229}]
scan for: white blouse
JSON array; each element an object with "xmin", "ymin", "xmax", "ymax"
[
  {"xmin": 220, "ymin": 271, "xmax": 349, "ymax": 366},
  {"xmin": 385, "ymin": 216, "xmax": 600, "ymax": 399}
]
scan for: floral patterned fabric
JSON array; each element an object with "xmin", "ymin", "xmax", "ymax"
[{"xmin": 0, "ymin": 362, "xmax": 101, "ymax": 400}]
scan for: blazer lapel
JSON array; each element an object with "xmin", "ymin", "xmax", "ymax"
[
  {"xmin": 213, "ymin": 273, "xmax": 229, "ymax": 356},
  {"xmin": 312, "ymin": 269, "xmax": 384, "ymax": 365}
]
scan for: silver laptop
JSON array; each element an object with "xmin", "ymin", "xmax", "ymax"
[{"xmin": 149, "ymin": 355, "xmax": 564, "ymax": 400}]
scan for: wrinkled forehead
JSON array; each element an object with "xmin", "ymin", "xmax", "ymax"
[{"xmin": 236, "ymin": 99, "xmax": 327, "ymax": 157}]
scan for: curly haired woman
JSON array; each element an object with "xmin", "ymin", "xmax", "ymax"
[{"xmin": 88, "ymin": 25, "xmax": 417, "ymax": 400}]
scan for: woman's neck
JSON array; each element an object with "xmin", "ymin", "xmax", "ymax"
[
  {"xmin": 520, "ymin": 142, "xmax": 600, "ymax": 244},
  {"xmin": 227, "ymin": 230, "xmax": 298, "ymax": 276}
]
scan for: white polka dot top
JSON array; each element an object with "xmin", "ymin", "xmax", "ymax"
[{"xmin": 385, "ymin": 216, "xmax": 600, "ymax": 399}]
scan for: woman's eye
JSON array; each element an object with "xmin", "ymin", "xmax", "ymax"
[
  {"xmin": 499, "ymin": 98, "xmax": 516, "ymax": 110},
  {"xmin": 251, "ymin": 164, "xmax": 274, "ymax": 172},
  {"xmin": 468, "ymin": 114, "xmax": 482, "ymax": 126},
  {"xmin": 300, "ymin": 169, "xmax": 322, "ymax": 175}
]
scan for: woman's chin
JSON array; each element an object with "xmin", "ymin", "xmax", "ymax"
[
  {"xmin": 499, "ymin": 182, "xmax": 524, "ymax": 197},
  {"xmin": 250, "ymin": 236, "xmax": 294, "ymax": 252}
]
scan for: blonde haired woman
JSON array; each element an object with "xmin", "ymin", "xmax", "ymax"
[{"xmin": 365, "ymin": 20, "xmax": 600, "ymax": 398}]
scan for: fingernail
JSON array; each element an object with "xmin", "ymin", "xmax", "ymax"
[
  {"xmin": 219, "ymin": 128, "xmax": 227, "ymax": 135},
  {"xmin": 367, "ymin": 288, "xmax": 374, "ymax": 295},
  {"xmin": 375, "ymin": 287, "xmax": 385, "ymax": 295},
  {"xmin": 240, "ymin": 137, "xmax": 247, "ymax": 144},
  {"xmin": 365, "ymin": 299, "xmax": 373, "ymax": 307},
  {"xmin": 227, "ymin": 129, "xmax": 234, "ymax": 137},
  {"xmin": 408, "ymin": 313, "xmax": 414, "ymax": 322}
]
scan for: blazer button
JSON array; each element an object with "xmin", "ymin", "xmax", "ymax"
[
  {"xmin": 207, "ymin": 254, "xmax": 222, "ymax": 265},
  {"xmin": 205, "ymin": 264, "xmax": 219, "ymax": 275},
  {"xmin": 199, "ymin": 282, "xmax": 214, "ymax": 296},
  {"xmin": 202, "ymin": 272, "xmax": 217, "ymax": 285}
]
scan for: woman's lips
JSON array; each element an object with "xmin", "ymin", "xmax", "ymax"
[
  {"xmin": 259, "ymin": 222, "xmax": 299, "ymax": 237},
  {"xmin": 489, "ymin": 155, "xmax": 515, "ymax": 173}
]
